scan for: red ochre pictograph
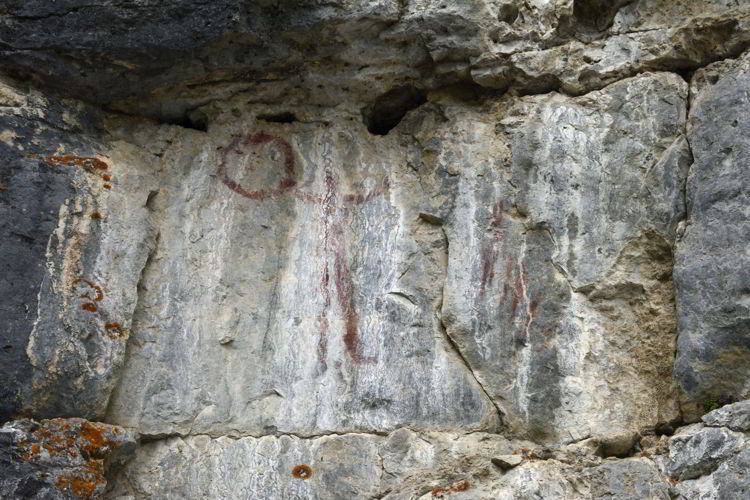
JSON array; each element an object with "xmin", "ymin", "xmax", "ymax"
[
  {"xmin": 477, "ymin": 201, "xmax": 543, "ymax": 345},
  {"xmin": 219, "ymin": 133, "xmax": 388, "ymax": 367}
]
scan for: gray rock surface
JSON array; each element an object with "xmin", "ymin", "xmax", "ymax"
[
  {"xmin": 492, "ymin": 454, "xmax": 523, "ymax": 469},
  {"xmin": 674, "ymin": 49, "xmax": 750, "ymax": 415},
  {"xmin": 0, "ymin": 78, "xmax": 156, "ymax": 422},
  {"xmin": 703, "ymin": 400, "xmax": 750, "ymax": 432},
  {"xmin": 108, "ymin": 429, "xmax": 674, "ymax": 500},
  {"xmin": 442, "ymin": 71, "xmax": 687, "ymax": 441},
  {"xmin": 2, "ymin": 0, "xmax": 750, "ymax": 499},
  {"xmin": 667, "ymin": 425, "xmax": 746, "ymax": 480},
  {"xmin": 668, "ymin": 403, "xmax": 750, "ymax": 499},
  {"xmin": 672, "ymin": 448, "xmax": 750, "ymax": 500},
  {"xmin": 584, "ymin": 459, "xmax": 670, "ymax": 500}
]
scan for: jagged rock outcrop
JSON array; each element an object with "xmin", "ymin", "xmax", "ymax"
[
  {"xmin": 1, "ymin": 1, "xmax": 750, "ymax": 499},
  {"xmin": 0, "ymin": 418, "xmax": 136, "ymax": 499}
]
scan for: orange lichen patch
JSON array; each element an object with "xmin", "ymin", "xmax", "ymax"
[
  {"xmin": 56, "ymin": 462, "xmax": 106, "ymax": 500},
  {"xmin": 80, "ymin": 302, "xmax": 97, "ymax": 312},
  {"xmin": 102, "ymin": 184, "xmax": 112, "ymax": 189},
  {"xmin": 430, "ymin": 480, "xmax": 471, "ymax": 497},
  {"xmin": 77, "ymin": 422, "xmax": 118, "ymax": 458},
  {"xmin": 72, "ymin": 279, "xmax": 104, "ymax": 301},
  {"xmin": 20, "ymin": 419, "xmax": 127, "ymax": 499},
  {"xmin": 90, "ymin": 211, "xmax": 103, "ymax": 219},
  {"xmin": 292, "ymin": 464, "xmax": 313, "ymax": 480}
]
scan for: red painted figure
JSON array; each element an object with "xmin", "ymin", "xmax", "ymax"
[{"xmin": 219, "ymin": 132, "xmax": 388, "ymax": 367}]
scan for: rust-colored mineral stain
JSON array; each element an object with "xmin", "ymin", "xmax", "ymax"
[
  {"xmin": 102, "ymin": 174, "xmax": 112, "ymax": 181},
  {"xmin": 72, "ymin": 279, "xmax": 104, "ymax": 301},
  {"xmin": 104, "ymin": 322, "xmax": 124, "ymax": 339},
  {"xmin": 431, "ymin": 480, "xmax": 471, "ymax": 497},
  {"xmin": 80, "ymin": 302, "xmax": 97, "ymax": 312},
  {"xmin": 292, "ymin": 464, "xmax": 313, "ymax": 480},
  {"xmin": 41, "ymin": 154, "xmax": 109, "ymax": 171},
  {"xmin": 90, "ymin": 212, "xmax": 103, "ymax": 219},
  {"xmin": 452, "ymin": 481, "xmax": 470, "ymax": 492},
  {"xmin": 102, "ymin": 184, "xmax": 112, "ymax": 189}
]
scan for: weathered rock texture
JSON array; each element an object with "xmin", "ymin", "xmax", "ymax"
[
  {"xmin": 0, "ymin": 418, "xmax": 136, "ymax": 499},
  {"xmin": 1, "ymin": 0, "xmax": 750, "ymax": 498}
]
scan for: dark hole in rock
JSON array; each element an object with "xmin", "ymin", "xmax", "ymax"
[
  {"xmin": 574, "ymin": 0, "xmax": 633, "ymax": 32},
  {"xmin": 161, "ymin": 110, "xmax": 208, "ymax": 132},
  {"xmin": 596, "ymin": 433, "xmax": 638, "ymax": 458},
  {"xmin": 145, "ymin": 190, "xmax": 159, "ymax": 211},
  {"xmin": 2, "ymin": 345, "xmax": 12, "ymax": 352},
  {"xmin": 655, "ymin": 418, "xmax": 684, "ymax": 436},
  {"xmin": 498, "ymin": 4, "xmax": 519, "ymax": 24},
  {"xmin": 362, "ymin": 85, "xmax": 427, "ymax": 136},
  {"xmin": 674, "ymin": 66, "xmax": 698, "ymax": 84},
  {"xmin": 257, "ymin": 112, "xmax": 297, "ymax": 123}
]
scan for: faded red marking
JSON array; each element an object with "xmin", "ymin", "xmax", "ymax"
[
  {"xmin": 315, "ymin": 170, "xmax": 338, "ymax": 369},
  {"xmin": 502, "ymin": 257, "xmax": 544, "ymax": 348},
  {"xmin": 333, "ymin": 242, "xmax": 375, "ymax": 364},
  {"xmin": 343, "ymin": 177, "xmax": 390, "ymax": 205},
  {"xmin": 219, "ymin": 133, "xmax": 388, "ymax": 366},
  {"xmin": 479, "ymin": 201, "xmax": 505, "ymax": 297},
  {"xmin": 530, "ymin": 296, "xmax": 540, "ymax": 316},
  {"xmin": 218, "ymin": 133, "xmax": 298, "ymax": 201}
]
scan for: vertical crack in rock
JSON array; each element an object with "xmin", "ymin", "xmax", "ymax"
[
  {"xmin": 674, "ymin": 130, "xmax": 694, "ymax": 402},
  {"xmin": 103, "ymin": 190, "xmax": 161, "ymax": 421},
  {"xmin": 437, "ymin": 228, "xmax": 505, "ymax": 429}
]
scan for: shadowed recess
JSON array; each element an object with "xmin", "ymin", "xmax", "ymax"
[{"xmin": 362, "ymin": 85, "xmax": 427, "ymax": 136}]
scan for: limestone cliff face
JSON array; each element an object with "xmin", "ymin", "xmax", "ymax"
[{"xmin": 2, "ymin": 1, "xmax": 750, "ymax": 499}]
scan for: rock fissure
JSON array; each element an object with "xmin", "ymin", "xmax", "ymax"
[{"xmin": 437, "ymin": 228, "xmax": 505, "ymax": 429}]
